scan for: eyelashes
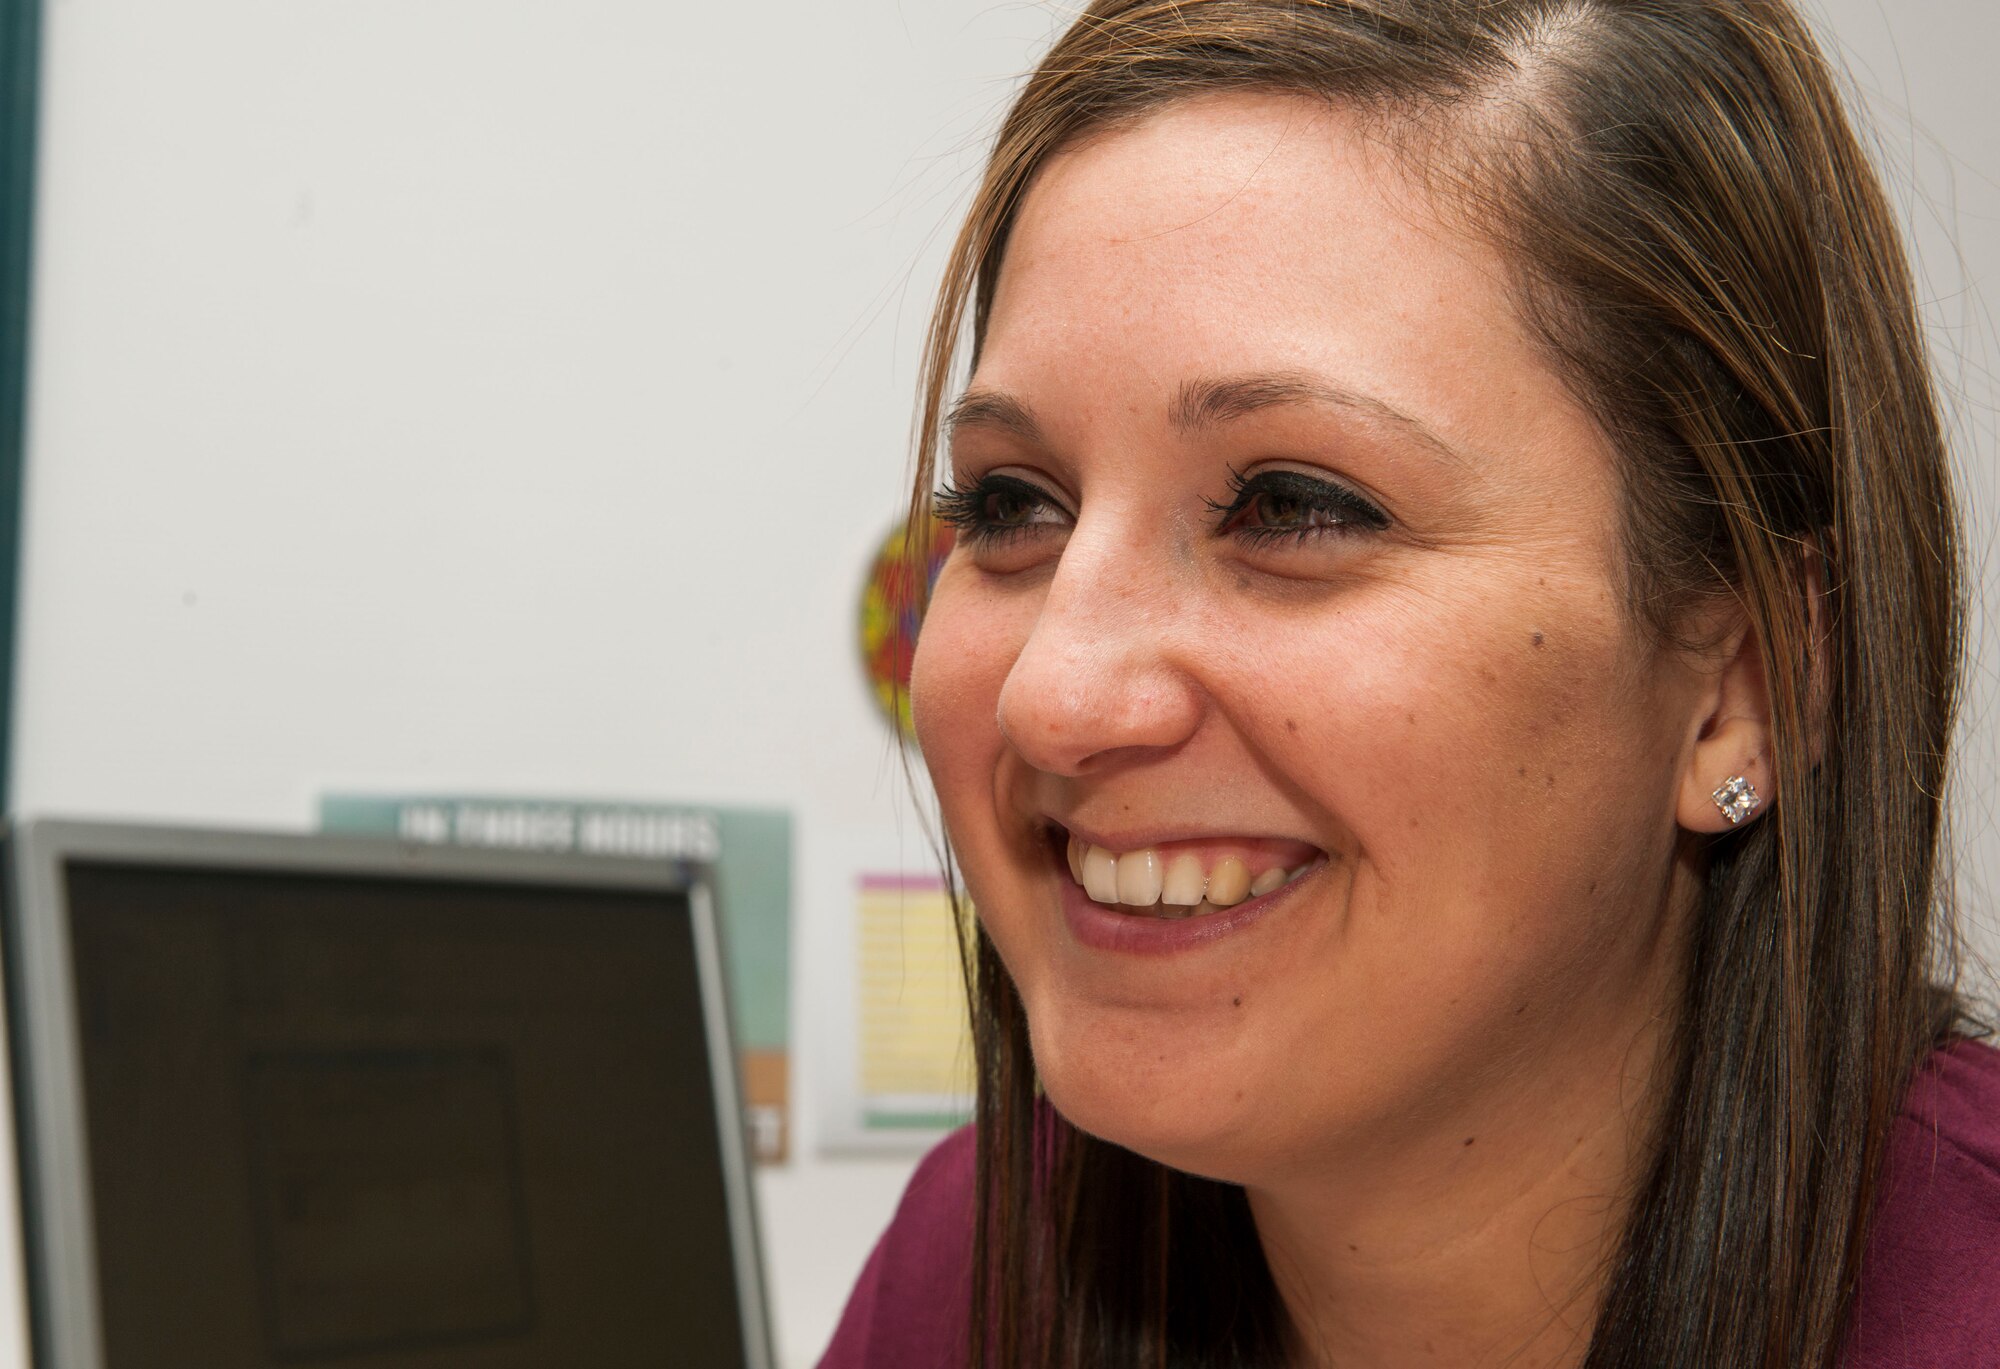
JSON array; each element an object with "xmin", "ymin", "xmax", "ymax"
[
  {"xmin": 935, "ymin": 467, "xmax": 1390, "ymax": 550},
  {"xmin": 1204, "ymin": 467, "xmax": 1391, "ymax": 544},
  {"xmin": 932, "ymin": 473, "xmax": 1066, "ymax": 546}
]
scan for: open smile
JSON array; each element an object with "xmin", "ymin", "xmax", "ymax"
[
  {"xmin": 1062, "ymin": 830, "xmax": 1323, "ymax": 918},
  {"xmin": 1046, "ymin": 825, "xmax": 1327, "ymax": 950}
]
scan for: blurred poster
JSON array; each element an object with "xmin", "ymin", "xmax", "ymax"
[
  {"xmin": 851, "ymin": 874, "xmax": 974, "ymax": 1137},
  {"xmin": 318, "ymin": 793, "xmax": 793, "ymax": 1164}
]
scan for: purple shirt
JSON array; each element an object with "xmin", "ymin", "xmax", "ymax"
[{"xmin": 821, "ymin": 1040, "xmax": 2000, "ymax": 1367}]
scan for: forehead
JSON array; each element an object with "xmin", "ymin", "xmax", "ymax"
[{"xmin": 978, "ymin": 91, "xmax": 1580, "ymax": 458}]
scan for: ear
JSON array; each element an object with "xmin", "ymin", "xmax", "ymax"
[
  {"xmin": 1674, "ymin": 539, "xmax": 1832, "ymax": 834},
  {"xmin": 1675, "ymin": 604, "xmax": 1775, "ymax": 835}
]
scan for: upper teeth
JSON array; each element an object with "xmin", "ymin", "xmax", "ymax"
[{"xmin": 1066, "ymin": 835, "xmax": 1311, "ymax": 914}]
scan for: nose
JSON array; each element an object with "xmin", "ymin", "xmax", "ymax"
[{"xmin": 995, "ymin": 519, "xmax": 1204, "ymax": 776}]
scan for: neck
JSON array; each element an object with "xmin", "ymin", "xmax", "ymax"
[{"xmin": 1248, "ymin": 981, "xmax": 1679, "ymax": 1368}]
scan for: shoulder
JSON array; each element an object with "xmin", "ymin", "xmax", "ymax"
[
  {"xmin": 817, "ymin": 1127, "xmax": 976, "ymax": 1369},
  {"xmin": 1846, "ymin": 1038, "xmax": 2000, "ymax": 1367}
]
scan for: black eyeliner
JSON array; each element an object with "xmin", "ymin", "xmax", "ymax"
[
  {"xmin": 934, "ymin": 472, "xmax": 1066, "ymax": 545},
  {"xmin": 1206, "ymin": 467, "xmax": 1390, "ymax": 539}
]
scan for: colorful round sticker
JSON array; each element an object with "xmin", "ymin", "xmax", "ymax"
[{"xmin": 859, "ymin": 519, "xmax": 954, "ymax": 738}]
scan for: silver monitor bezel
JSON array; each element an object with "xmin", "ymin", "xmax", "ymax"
[{"xmin": 4, "ymin": 816, "xmax": 775, "ymax": 1369}]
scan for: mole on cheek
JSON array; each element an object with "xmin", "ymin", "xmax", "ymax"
[
  {"xmin": 1285, "ymin": 718, "xmax": 1298, "ymax": 733},
  {"xmin": 1532, "ymin": 631, "xmax": 1545, "ymax": 648}
]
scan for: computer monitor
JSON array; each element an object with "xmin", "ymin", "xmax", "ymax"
[{"xmin": 3, "ymin": 818, "xmax": 774, "ymax": 1369}]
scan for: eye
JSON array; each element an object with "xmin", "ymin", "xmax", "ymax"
[
  {"xmin": 1206, "ymin": 467, "xmax": 1390, "ymax": 546},
  {"xmin": 934, "ymin": 472, "xmax": 1070, "ymax": 547}
]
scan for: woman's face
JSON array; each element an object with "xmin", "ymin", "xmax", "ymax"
[{"xmin": 911, "ymin": 92, "xmax": 1714, "ymax": 1183}]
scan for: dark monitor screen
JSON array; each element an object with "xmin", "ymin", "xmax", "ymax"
[{"xmin": 7, "ymin": 825, "xmax": 770, "ymax": 1369}]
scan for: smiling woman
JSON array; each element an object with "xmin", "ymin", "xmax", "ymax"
[{"xmin": 823, "ymin": 4, "xmax": 1988, "ymax": 1368}]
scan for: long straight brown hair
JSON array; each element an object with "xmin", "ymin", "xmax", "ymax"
[{"xmin": 903, "ymin": 3, "xmax": 1970, "ymax": 1364}]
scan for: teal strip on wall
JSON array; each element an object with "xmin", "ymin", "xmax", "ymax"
[{"xmin": 0, "ymin": 0, "xmax": 37, "ymax": 810}]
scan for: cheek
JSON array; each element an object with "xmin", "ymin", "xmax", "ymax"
[
  {"xmin": 1148, "ymin": 596, "xmax": 1682, "ymax": 1153},
  {"xmin": 1236, "ymin": 582, "xmax": 1671, "ymax": 939},
  {"xmin": 909, "ymin": 578, "xmax": 1057, "ymax": 1005},
  {"xmin": 909, "ymin": 572, "xmax": 1034, "ymax": 833}
]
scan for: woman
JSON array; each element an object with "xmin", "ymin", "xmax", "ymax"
[{"xmin": 826, "ymin": 2, "xmax": 1995, "ymax": 1365}]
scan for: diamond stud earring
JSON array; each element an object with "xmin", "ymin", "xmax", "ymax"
[{"xmin": 1712, "ymin": 775, "xmax": 1760, "ymax": 825}]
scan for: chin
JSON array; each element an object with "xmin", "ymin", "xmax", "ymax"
[{"xmin": 1029, "ymin": 1013, "xmax": 1270, "ymax": 1184}]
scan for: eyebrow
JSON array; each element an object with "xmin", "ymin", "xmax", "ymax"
[
  {"xmin": 945, "ymin": 390, "xmax": 1046, "ymax": 446},
  {"xmin": 947, "ymin": 369, "xmax": 1469, "ymax": 468},
  {"xmin": 1172, "ymin": 370, "xmax": 1469, "ymax": 467}
]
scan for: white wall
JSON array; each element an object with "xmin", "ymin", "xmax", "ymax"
[{"xmin": 2, "ymin": 2, "xmax": 1993, "ymax": 1367}]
